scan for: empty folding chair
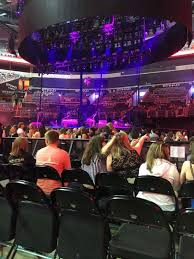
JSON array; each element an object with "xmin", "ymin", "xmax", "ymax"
[
  {"xmin": 51, "ymin": 187, "xmax": 110, "ymax": 259},
  {"xmin": 107, "ymin": 196, "xmax": 174, "ymax": 259},
  {"xmin": 62, "ymin": 169, "xmax": 94, "ymax": 186},
  {"xmin": 95, "ymin": 173, "xmax": 134, "ymax": 211},
  {"xmin": 135, "ymin": 175, "xmax": 179, "ymax": 221},
  {"xmin": 175, "ymin": 208, "xmax": 194, "ymax": 259},
  {"xmin": 6, "ymin": 180, "xmax": 58, "ymax": 259},
  {"xmin": 179, "ymin": 181, "xmax": 194, "ymax": 208},
  {"xmin": 61, "ymin": 169, "xmax": 94, "ymax": 195}
]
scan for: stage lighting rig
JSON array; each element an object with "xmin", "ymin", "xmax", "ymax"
[{"xmin": 18, "ymin": 0, "xmax": 192, "ymax": 73}]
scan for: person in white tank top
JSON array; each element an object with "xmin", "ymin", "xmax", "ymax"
[{"xmin": 137, "ymin": 142, "xmax": 180, "ymax": 211}]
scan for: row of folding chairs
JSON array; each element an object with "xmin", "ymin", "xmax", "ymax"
[
  {"xmin": 0, "ymin": 180, "xmax": 194, "ymax": 259},
  {"xmin": 1, "ymin": 164, "xmax": 194, "ymax": 211}
]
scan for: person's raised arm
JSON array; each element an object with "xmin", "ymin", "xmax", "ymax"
[
  {"xmin": 101, "ymin": 135, "xmax": 116, "ymax": 156},
  {"xmin": 133, "ymin": 134, "xmax": 149, "ymax": 156}
]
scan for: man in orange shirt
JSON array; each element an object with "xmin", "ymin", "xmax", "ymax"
[{"xmin": 36, "ymin": 130, "xmax": 71, "ymax": 193}]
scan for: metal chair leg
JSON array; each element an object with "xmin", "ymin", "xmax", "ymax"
[{"xmin": 6, "ymin": 243, "xmax": 17, "ymax": 259}]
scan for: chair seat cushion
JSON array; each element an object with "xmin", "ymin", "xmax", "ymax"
[
  {"xmin": 110, "ymin": 223, "xmax": 170, "ymax": 259},
  {"xmin": 179, "ymin": 235, "xmax": 194, "ymax": 259}
]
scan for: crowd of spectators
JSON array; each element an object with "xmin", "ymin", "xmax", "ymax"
[{"xmin": 1, "ymin": 121, "xmax": 194, "ymax": 213}]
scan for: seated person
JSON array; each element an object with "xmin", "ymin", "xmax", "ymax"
[
  {"xmin": 102, "ymin": 131, "xmax": 144, "ymax": 178},
  {"xmin": 8, "ymin": 137, "xmax": 36, "ymax": 184},
  {"xmin": 9, "ymin": 137, "xmax": 35, "ymax": 167},
  {"xmin": 180, "ymin": 137, "xmax": 194, "ymax": 184},
  {"xmin": 36, "ymin": 130, "xmax": 71, "ymax": 194},
  {"xmin": 137, "ymin": 142, "xmax": 180, "ymax": 211},
  {"xmin": 82, "ymin": 135, "xmax": 106, "ymax": 183}
]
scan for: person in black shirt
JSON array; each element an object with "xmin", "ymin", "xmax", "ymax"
[{"xmin": 9, "ymin": 137, "xmax": 35, "ymax": 167}]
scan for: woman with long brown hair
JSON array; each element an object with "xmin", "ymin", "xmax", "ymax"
[
  {"xmin": 82, "ymin": 135, "xmax": 106, "ymax": 182},
  {"xmin": 9, "ymin": 137, "xmax": 35, "ymax": 167},
  {"xmin": 137, "ymin": 142, "xmax": 180, "ymax": 211}
]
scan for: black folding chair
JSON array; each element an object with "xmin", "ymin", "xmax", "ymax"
[
  {"xmin": 7, "ymin": 164, "xmax": 24, "ymax": 181},
  {"xmin": 6, "ymin": 181, "xmax": 58, "ymax": 259},
  {"xmin": 7, "ymin": 164, "xmax": 36, "ymax": 183},
  {"xmin": 95, "ymin": 173, "xmax": 134, "ymax": 212},
  {"xmin": 179, "ymin": 181, "xmax": 194, "ymax": 208},
  {"xmin": 135, "ymin": 175, "xmax": 179, "ymax": 220},
  {"xmin": 175, "ymin": 209, "xmax": 194, "ymax": 259},
  {"xmin": 61, "ymin": 169, "xmax": 94, "ymax": 186},
  {"xmin": 51, "ymin": 187, "xmax": 110, "ymax": 259},
  {"xmin": 36, "ymin": 165, "xmax": 61, "ymax": 181},
  {"xmin": 0, "ymin": 184, "xmax": 16, "ymax": 259},
  {"xmin": 0, "ymin": 164, "xmax": 9, "ymax": 181},
  {"xmin": 71, "ymin": 159, "xmax": 81, "ymax": 169},
  {"xmin": 107, "ymin": 196, "xmax": 174, "ymax": 259}
]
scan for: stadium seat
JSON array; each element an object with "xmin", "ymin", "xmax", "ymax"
[
  {"xmin": 35, "ymin": 165, "xmax": 61, "ymax": 182},
  {"xmin": 95, "ymin": 173, "xmax": 134, "ymax": 212},
  {"xmin": 107, "ymin": 196, "xmax": 174, "ymax": 259},
  {"xmin": 51, "ymin": 187, "xmax": 110, "ymax": 259},
  {"xmin": 179, "ymin": 181, "xmax": 194, "ymax": 208},
  {"xmin": 0, "ymin": 184, "xmax": 16, "ymax": 258},
  {"xmin": 6, "ymin": 180, "xmax": 58, "ymax": 258},
  {"xmin": 61, "ymin": 169, "xmax": 94, "ymax": 196},
  {"xmin": 135, "ymin": 175, "xmax": 179, "ymax": 221},
  {"xmin": 175, "ymin": 209, "xmax": 194, "ymax": 259}
]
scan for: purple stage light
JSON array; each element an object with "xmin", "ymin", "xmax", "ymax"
[
  {"xmin": 84, "ymin": 77, "xmax": 92, "ymax": 86},
  {"xmin": 16, "ymin": 0, "xmax": 25, "ymax": 17},
  {"xmin": 69, "ymin": 31, "xmax": 80, "ymax": 44},
  {"xmin": 103, "ymin": 16, "xmax": 115, "ymax": 36}
]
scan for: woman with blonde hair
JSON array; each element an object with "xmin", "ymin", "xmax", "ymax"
[
  {"xmin": 9, "ymin": 137, "xmax": 35, "ymax": 166},
  {"xmin": 137, "ymin": 142, "xmax": 180, "ymax": 211},
  {"xmin": 101, "ymin": 131, "xmax": 147, "ymax": 178},
  {"xmin": 180, "ymin": 137, "xmax": 194, "ymax": 184}
]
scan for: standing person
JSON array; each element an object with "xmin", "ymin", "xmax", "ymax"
[
  {"xmin": 82, "ymin": 135, "xmax": 106, "ymax": 182},
  {"xmin": 17, "ymin": 122, "xmax": 25, "ymax": 137},
  {"xmin": 137, "ymin": 142, "xmax": 180, "ymax": 212},
  {"xmin": 36, "ymin": 130, "xmax": 71, "ymax": 194}
]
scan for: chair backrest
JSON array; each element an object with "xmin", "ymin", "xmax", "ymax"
[
  {"xmin": 107, "ymin": 195, "xmax": 170, "ymax": 229},
  {"xmin": 95, "ymin": 173, "xmax": 133, "ymax": 198},
  {"xmin": 51, "ymin": 187, "xmax": 98, "ymax": 215},
  {"xmin": 135, "ymin": 175, "xmax": 178, "ymax": 210},
  {"xmin": 61, "ymin": 169, "xmax": 94, "ymax": 187},
  {"xmin": 0, "ymin": 164, "xmax": 9, "ymax": 181},
  {"xmin": 176, "ymin": 209, "xmax": 194, "ymax": 236},
  {"xmin": 36, "ymin": 166, "xmax": 61, "ymax": 181},
  {"xmin": 57, "ymin": 210, "xmax": 109, "ymax": 259},
  {"xmin": 8, "ymin": 164, "xmax": 25, "ymax": 181},
  {"xmin": 0, "ymin": 183, "xmax": 16, "ymax": 242},
  {"xmin": 6, "ymin": 180, "xmax": 49, "ymax": 206},
  {"xmin": 179, "ymin": 181, "xmax": 194, "ymax": 199},
  {"xmin": 71, "ymin": 159, "xmax": 81, "ymax": 169}
]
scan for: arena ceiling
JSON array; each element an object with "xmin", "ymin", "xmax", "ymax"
[{"xmin": 0, "ymin": 1, "xmax": 193, "ymax": 67}]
